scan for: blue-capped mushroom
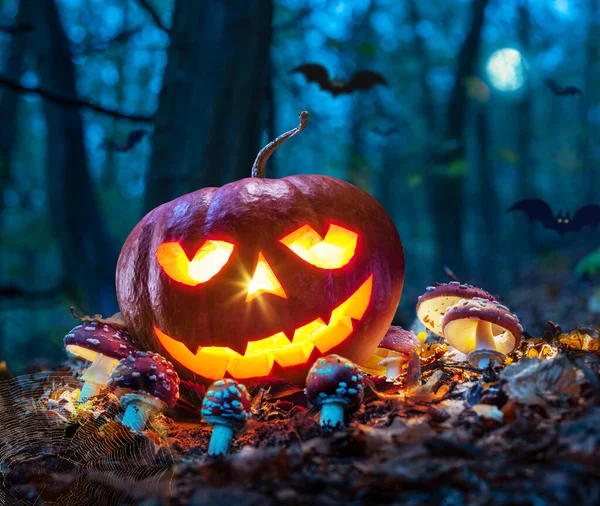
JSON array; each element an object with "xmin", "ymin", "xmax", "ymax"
[
  {"xmin": 201, "ymin": 379, "xmax": 252, "ymax": 456},
  {"xmin": 305, "ymin": 354, "xmax": 364, "ymax": 428}
]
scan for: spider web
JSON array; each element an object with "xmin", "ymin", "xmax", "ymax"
[{"xmin": 0, "ymin": 371, "xmax": 176, "ymax": 505}]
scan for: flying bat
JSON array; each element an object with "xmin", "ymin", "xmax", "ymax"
[
  {"xmin": 544, "ymin": 78, "xmax": 582, "ymax": 97},
  {"xmin": 290, "ymin": 63, "xmax": 388, "ymax": 96},
  {"xmin": 103, "ymin": 129, "xmax": 149, "ymax": 152},
  {"xmin": 506, "ymin": 198, "xmax": 600, "ymax": 235}
]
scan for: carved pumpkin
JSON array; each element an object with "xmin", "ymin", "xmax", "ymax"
[{"xmin": 116, "ymin": 112, "xmax": 404, "ymax": 382}]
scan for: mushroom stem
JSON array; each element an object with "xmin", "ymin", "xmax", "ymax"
[
  {"xmin": 208, "ymin": 423, "xmax": 234, "ymax": 456},
  {"xmin": 120, "ymin": 394, "xmax": 163, "ymax": 431},
  {"xmin": 319, "ymin": 399, "xmax": 345, "ymax": 428},
  {"xmin": 378, "ymin": 355, "xmax": 405, "ymax": 378},
  {"xmin": 405, "ymin": 349, "xmax": 422, "ymax": 390},
  {"xmin": 474, "ymin": 321, "xmax": 497, "ymax": 352},
  {"xmin": 251, "ymin": 111, "xmax": 309, "ymax": 178},
  {"xmin": 385, "ymin": 360, "xmax": 403, "ymax": 379},
  {"xmin": 79, "ymin": 354, "xmax": 118, "ymax": 401},
  {"xmin": 79, "ymin": 381, "xmax": 101, "ymax": 402}
]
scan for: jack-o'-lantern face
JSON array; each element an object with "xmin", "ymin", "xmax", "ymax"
[
  {"xmin": 151, "ymin": 224, "xmax": 373, "ymax": 379},
  {"xmin": 116, "ymin": 114, "xmax": 404, "ymax": 383}
]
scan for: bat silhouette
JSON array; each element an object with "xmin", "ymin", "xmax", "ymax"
[
  {"xmin": 290, "ymin": 63, "xmax": 388, "ymax": 96},
  {"xmin": 103, "ymin": 129, "xmax": 149, "ymax": 152},
  {"xmin": 544, "ymin": 78, "xmax": 582, "ymax": 97},
  {"xmin": 506, "ymin": 198, "xmax": 600, "ymax": 235}
]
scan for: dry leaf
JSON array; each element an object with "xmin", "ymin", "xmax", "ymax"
[
  {"xmin": 472, "ymin": 404, "xmax": 504, "ymax": 423},
  {"xmin": 560, "ymin": 329, "xmax": 600, "ymax": 354},
  {"xmin": 69, "ymin": 307, "xmax": 127, "ymax": 329},
  {"xmin": 500, "ymin": 356, "xmax": 581, "ymax": 405}
]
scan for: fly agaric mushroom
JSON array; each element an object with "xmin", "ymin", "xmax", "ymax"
[
  {"xmin": 201, "ymin": 379, "xmax": 252, "ymax": 456},
  {"xmin": 377, "ymin": 326, "xmax": 421, "ymax": 382},
  {"xmin": 441, "ymin": 298, "xmax": 522, "ymax": 368},
  {"xmin": 305, "ymin": 354, "xmax": 364, "ymax": 428},
  {"xmin": 107, "ymin": 351, "xmax": 179, "ymax": 431},
  {"xmin": 64, "ymin": 321, "xmax": 137, "ymax": 401},
  {"xmin": 416, "ymin": 282, "xmax": 496, "ymax": 337}
]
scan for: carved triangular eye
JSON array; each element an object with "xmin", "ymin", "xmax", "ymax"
[
  {"xmin": 157, "ymin": 240, "xmax": 234, "ymax": 286},
  {"xmin": 280, "ymin": 224, "xmax": 358, "ymax": 269}
]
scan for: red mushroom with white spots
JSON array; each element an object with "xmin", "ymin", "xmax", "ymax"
[
  {"xmin": 441, "ymin": 298, "xmax": 522, "ymax": 368},
  {"xmin": 377, "ymin": 326, "xmax": 422, "ymax": 383},
  {"xmin": 201, "ymin": 379, "xmax": 252, "ymax": 456},
  {"xmin": 416, "ymin": 282, "xmax": 496, "ymax": 337},
  {"xmin": 107, "ymin": 351, "xmax": 180, "ymax": 431},
  {"xmin": 305, "ymin": 354, "xmax": 364, "ymax": 428},
  {"xmin": 64, "ymin": 321, "xmax": 137, "ymax": 401}
]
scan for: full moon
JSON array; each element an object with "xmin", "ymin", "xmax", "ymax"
[{"xmin": 486, "ymin": 48, "xmax": 526, "ymax": 92}]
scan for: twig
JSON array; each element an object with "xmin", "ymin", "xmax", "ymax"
[
  {"xmin": 443, "ymin": 266, "xmax": 459, "ymax": 282},
  {"xmin": 134, "ymin": 0, "xmax": 170, "ymax": 35},
  {"xmin": 427, "ymin": 361, "xmax": 483, "ymax": 375},
  {"xmin": 0, "ymin": 284, "xmax": 64, "ymax": 301},
  {"xmin": 0, "ymin": 74, "xmax": 154, "ymax": 123},
  {"xmin": 77, "ymin": 27, "xmax": 142, "ymax": 56}
]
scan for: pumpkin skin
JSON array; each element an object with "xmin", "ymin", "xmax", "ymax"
[
  {"xmin": 116, "ymin": 174, "xmax": 404, "ymax": 383},
  {"xmin": 117, "ymin": 111, "xmax": 403, "ymax": 383}
]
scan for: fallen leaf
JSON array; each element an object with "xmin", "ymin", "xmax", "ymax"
[
  {"xmin": 472, "ymin": 404, "xmax": 504, "ymax": 423},
  {"xmin": 560, "ymin": 329, "xmax": 600, "ymax": 354},
  {"xmin": 500, "ymin": 356, "xmax": 581, "ymax": 405},
  {"xmin": 69, "ymin": 307, "xmax": 127, "ymax": 329}
]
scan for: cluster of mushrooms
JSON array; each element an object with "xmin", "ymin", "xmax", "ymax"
[
  {"xmin": 63, "ymin": 320, "xmax": 251, "ymax": 455},
  {"xmin": 415, "ymin": 282, "xmax": 523, "ymax": 368},
  {"xmin": 61, "ymin": 281, "xmax": 522, "ymax": 456}
]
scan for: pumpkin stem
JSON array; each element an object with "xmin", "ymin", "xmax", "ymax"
[{"xmin": 251, "ymin": 111, "xmax": 309, "ymax": 178}]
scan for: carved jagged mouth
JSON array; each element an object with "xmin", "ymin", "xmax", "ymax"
[{"xmin": 154, "ymin": 275, "xmax": 373, "ymax": 380}]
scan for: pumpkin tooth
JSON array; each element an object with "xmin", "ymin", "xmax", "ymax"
[{"xmin": 280, "ymin": 328, "xmax": 297, "ymax": 343}]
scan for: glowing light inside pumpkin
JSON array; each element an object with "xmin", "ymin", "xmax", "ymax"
[
  {"xmin": 280, "ymin": 224, "xmax": 358, "ymax": 269},
  {"xmin": 156, "ymin": 240, "xmax": 234, "ymax": 286},
  {"xmin": 154, "ymin": 274, "xmax": 373, "ymax": 379},
  {"xmin": 246, "ymin": 252, "xmax": 287, "ymax": 302}
]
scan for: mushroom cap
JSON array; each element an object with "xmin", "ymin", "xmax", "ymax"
[
  {"xmin": 201, "ymin": 378, "xmax": 252, "ymax": 431},
  {"xmin": 64, "ymin": 322, "xmax": 137, "ymax": 362},
  {"xmin": 305, "ymin": 354, "xmax": 364, "ymax": 412},
  {"xmin": 107, "ymin": 351, "xmax": 180, "ymax": 408},
  {"xmin": 416, "ymin": 282, "xmax": 496, "ymax": 336},
  {"xmin": 378, "ymin": 326, "xmax": 420, "ymax": 355},
  {"xmin": 441, "ymin": 298, "xmax": 522, "ymax": 355}
]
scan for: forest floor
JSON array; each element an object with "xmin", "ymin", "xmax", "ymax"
[{"xmin": 1, "ymin": 322, "xmax": 600, "ymax": 506}]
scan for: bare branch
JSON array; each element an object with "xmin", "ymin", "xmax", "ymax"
[
  {"xmin": 0, "ymin": 284, "xmax": 63, "ymax": 301},
  {"xmin": 0, "ymin": 73, "xmax": 154, "ymax": 123},
  {"xmin": 134, "ymin": 0, "xmax": 170, "ymax": 35},
  {"xmin": 0, "ymin": 23, "xmax": 33, "ymax": 35},
  {"xmin": 76, "ymin": 27, "xmax": 142, "ymax": 56}
]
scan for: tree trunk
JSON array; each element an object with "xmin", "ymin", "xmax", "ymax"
[
  {"xmin": 428, "ymin": 0, "xmax": 489, "ymax": 278},
  {"xmin": 582, "ymin": 0, "xmax": 599, "ymax": 204},
  {"xmin": 514, "ymin": 0, "xmax": 538, "ymax": 264},
  {"xmin": 0, "ymin": 1, "xmax": 26, "ymax": 366},
  {"xmin": 474, "ymin": 103, "xmax": 503, "ymax": 288},
  {"xmin": 26, "ymin": 0, "xmax": 118, "ymax": 314},
  {"xmin": 144, "ymin": 0, "xmax": 273, "ymax": 213},
  {"xmin": 517, "ymin": 1, "xmax": 533, "ymax": 200}
]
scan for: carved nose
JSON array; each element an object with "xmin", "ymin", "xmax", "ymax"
[{"xmin": 246, "ymin": 252, "xmax": 287, "ymax": 302}]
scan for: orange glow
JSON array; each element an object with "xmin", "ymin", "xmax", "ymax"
[
  {"xmin": 156, "ymin": 240, "xmax": 234, "ymax": 286},
  {"xmin": 246, "ymin": 252, "xmax": 287, "ymax": 302},
  {"xmin": 280, "ymin": 224, "xmax": 358, "ymax": 269},
  {"xmin": 154, "ymin": 275, "xmax": 373, "ymax": 380}
]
